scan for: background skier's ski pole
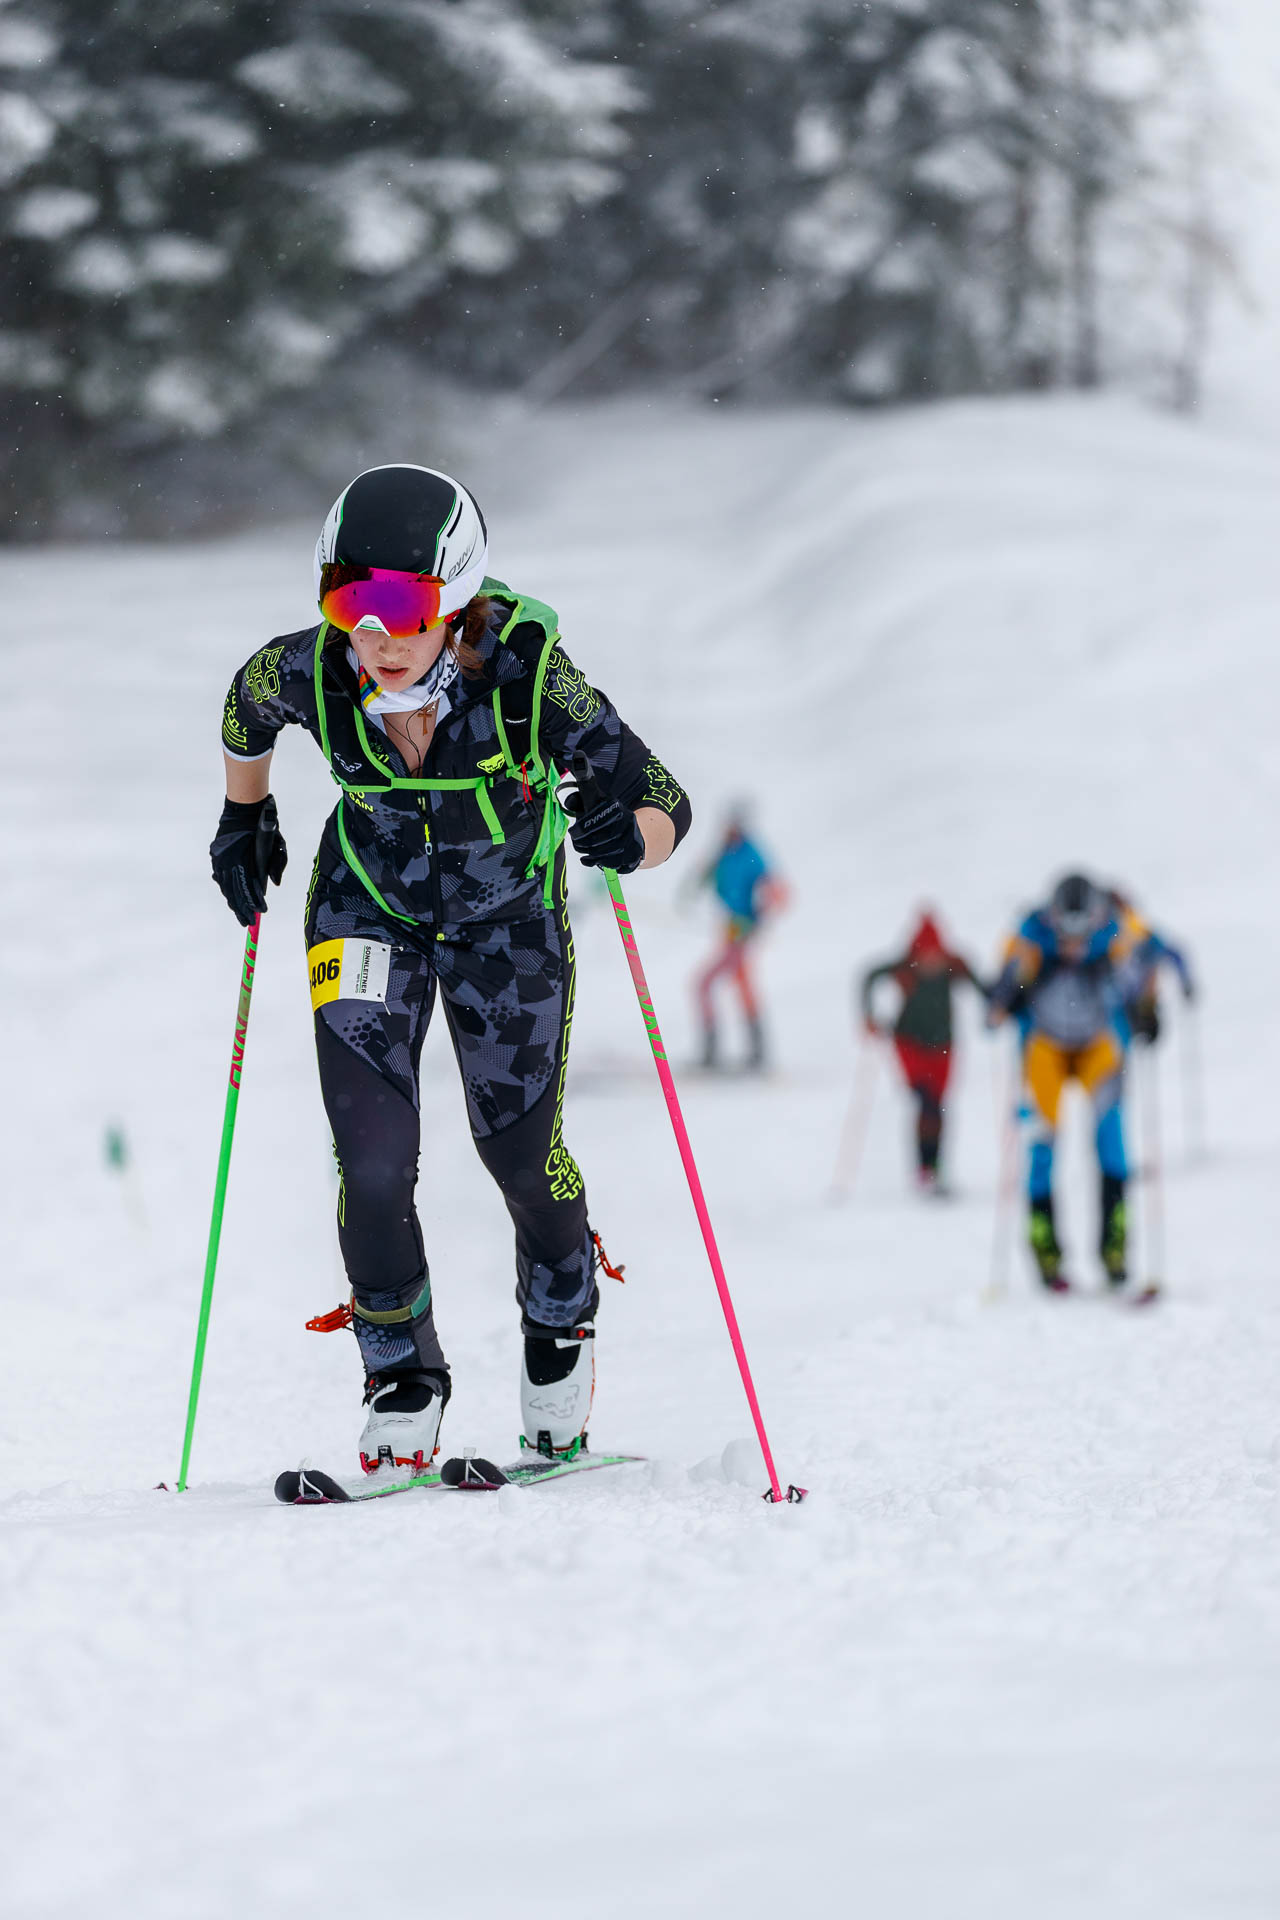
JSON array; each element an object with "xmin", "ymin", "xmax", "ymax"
[
  {"xmin": 983, "ymin": 1042, "xmax": 1021, "ymax": 1306},
  {"xmin": 1137, "ymin": 1043, "xmax": 1166, "ymax": 1298},
  {"xmin": 176, "ymin": 802, "xmax": 276, "ymax": 1490},
  {"xmin": 828, "ymin": 1032, "xmax": 880, "ymax": 1202},
  {"xmin": 1181, "ymin": 995, "xmax": 1206, "ymax": 1165},
  {"xmin": 570, "ymin": 756, "xmax": 803, "ymax": 1504}
]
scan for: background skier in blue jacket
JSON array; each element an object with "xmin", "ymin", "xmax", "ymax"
[{"xmin": 693, "ymin": 809, "xmax": 788, "ymax": 1072}]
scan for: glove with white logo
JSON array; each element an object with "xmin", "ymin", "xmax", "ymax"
[
  {"xmin": 211, "ymin": 794, "xmax": 288, "ymax": 926},
  {"xmin": 563, "ymin": 787, "xmax": 646, "ymax": 874}
]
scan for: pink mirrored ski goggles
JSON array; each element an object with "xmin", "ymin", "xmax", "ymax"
[{"xmin": 319, "ymin": 563, "xmax": 445, "ymax": 639}]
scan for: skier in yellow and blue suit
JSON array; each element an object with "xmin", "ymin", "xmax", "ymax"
[
  {"xmin": 986, "ymin": 873, "xmax": 1151, "ymax": 1294},
  {"xmin": 1108, "ymin": 889, "xmax": 1196, "ymax": 1046}
]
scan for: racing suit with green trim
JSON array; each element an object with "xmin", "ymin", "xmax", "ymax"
[{"xmin": 221, "ymin": 584, "xmax": 691, "ymax": 1382}]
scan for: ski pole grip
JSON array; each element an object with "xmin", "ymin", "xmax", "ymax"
[
  {"xmin": 249, "ymin": 787, "xmax": 280, "ymax": 898},
  {"xmin": 569, "ymin": 750, "xmax": 605, "ymax": 814},
  {"xmin": 254, "ymin": 794, "xmax": 279, "ymax": 892}
]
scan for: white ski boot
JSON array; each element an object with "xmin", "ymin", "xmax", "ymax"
[
  {"xmin": 358, "ymin": 1368, "xmax": 447, "ymax": 1475},
  {"xmin": 520, "ymin": 1324, "xmax": 595, "ymax": 1457}
]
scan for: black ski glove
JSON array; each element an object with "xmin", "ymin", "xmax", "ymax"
[
  {"xmin": 563, "ymin": 785, "xmax": 646, "ymax": 874},
  {"xmin": 210, "ymin": 794, "xmax": 288, "ymax": 926},
  {"xmin": 1130, "ymin": 997, "xmax": 1160, "ymax": 1046}
]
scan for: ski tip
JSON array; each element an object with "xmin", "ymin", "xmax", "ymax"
[
  {"xmin": 274, "ymin": 1467, "xmax": 351, "ymax": 1504},
  {"xmin": 440, "ymin": 1455, "xmax": 508, "ymax": 1490}
]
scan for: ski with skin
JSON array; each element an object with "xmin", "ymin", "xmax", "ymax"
[
  {"xmin": 439, "ymin": 1450, "xmax": 644, "ymax": 1490},
  {"xmin": 273, "ymin": 1450, "xmax": 645, "ymax": 1505},
  {"xmin": 274, "ymin": 1464, "xmax": 445, "ymax": 1505},
  {"xmin": 1038, "ymin": 1278, "xmax": 1162, "ymax": 1309}
]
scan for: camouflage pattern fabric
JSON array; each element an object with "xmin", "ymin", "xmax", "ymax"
[
  {"xmin": 222, "ymin": 594, "xmax": 690, "ymax": 933},
  {"xmin": 221, "ymin": 585, "xmax": 688, "ymax": 1374},
  {"xmin": 308, "ymin": 845, "xmax": 596, "ymax": 1380}
]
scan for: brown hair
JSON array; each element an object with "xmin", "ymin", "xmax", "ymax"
[
  {"xmin": 323, "ymin": 593, "xmax": 491, "ymax": 678},
  {"xmin": 450, "ymin": 593, "xmax": 491, "ymax": 677}
]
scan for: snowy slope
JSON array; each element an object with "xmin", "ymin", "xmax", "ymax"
[{"xmin": 3, "ymin": 396, "xmax": 1279, "ymax": 1918}]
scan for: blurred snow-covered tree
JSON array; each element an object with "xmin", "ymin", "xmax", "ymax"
[
  {"xmin": 0, "ymin": 0, "xmax": 1219, "ymax": 534},
  {"xmin": 446, "ymin": 0, "xmax": 1205, "ymax": 406},
  {"xmin": 0, "ymin": 0, "xmax": 631, "ymax": 534},
  {"xmin": 799, "ymin": 0, "xmax": 1205, "ymax": 399},
  {"xmin": 1039, "ymin": 0, "xmax": 1213, "ymax": 398}
]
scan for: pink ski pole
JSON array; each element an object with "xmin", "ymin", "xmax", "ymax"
[{"xmin": 570, "ymin": 756, "xmax": 804, "ymax": 1504}]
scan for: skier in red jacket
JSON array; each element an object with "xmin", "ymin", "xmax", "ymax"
[{"xmin": 861, "ymin": 912, "xmax": 987, "ymax": 1189}]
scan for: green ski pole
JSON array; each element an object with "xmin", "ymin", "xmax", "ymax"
[
  {"xmin": 177, "ymin": 913, "xmax": 260, "ymax": 1489},
  {"xmin": 177, "ymin": 801, "xmax": 278, "ymax": 1489}
]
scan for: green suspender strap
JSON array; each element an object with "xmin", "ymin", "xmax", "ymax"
[
  {"xmin": 489, "ymin": 599, "xmax": 570, "ymax": 908},
  {"xmin": 313, "ymin": 590, "xmax": 570, "ymax": 916},
  {"xmin": 486, "ymin": 583, "xmax": 570, "ymax": 907},
  {"xmin": 528, "ymin": 625, "xmax": 571, "ymax": 908}
]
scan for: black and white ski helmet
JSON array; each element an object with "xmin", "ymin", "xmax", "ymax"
[
  {"xmin": 1048, "ymin": 872, "xmax": 1106, "ymax": 940},
  {"xmin": 314, "ymin": 464, "xmax": 488, "ymax": 619}
]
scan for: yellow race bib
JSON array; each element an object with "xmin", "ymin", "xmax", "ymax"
[{"xmin": 308, "ymin": 938, "xmax": 392, "ymax": 1012}]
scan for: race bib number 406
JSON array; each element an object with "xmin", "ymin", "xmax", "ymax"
[{"xmin": 308, "ymin": 938, "xmax": 392, "ymax": 1012}]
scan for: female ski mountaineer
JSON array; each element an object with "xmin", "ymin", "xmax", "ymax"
[{"xmin": 211, "ymin": 464, "xmax": 691, "ymax": 1475}]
